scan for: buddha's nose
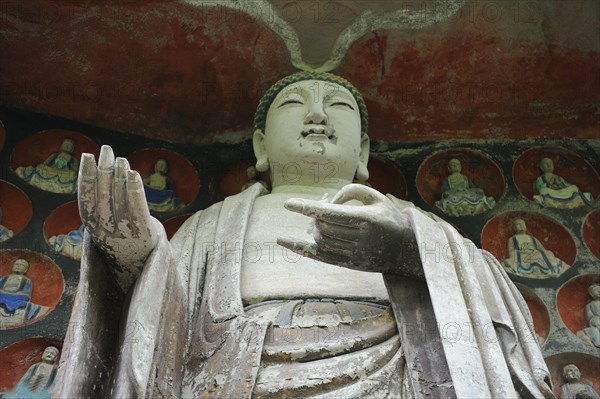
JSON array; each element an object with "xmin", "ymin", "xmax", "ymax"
[{"xmin": 304, "ymin": 102, "xmax": 328, "ymax": 125}]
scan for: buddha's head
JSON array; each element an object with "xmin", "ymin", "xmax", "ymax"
[
  {"xmin": 42, "ymin": 346, "xmax": 59, "ymax": 363},
  {"xmin": 562, "ymin": 364, "xmax": 581, "ymax": 383},
  {"xmin": 448, "ymin": 158, "xmax": 462, "ymax": 174},
  {"xmin": 252, "ymin": 71, "xmax": 369, "ymax": 189},
  {"xmin": 154, "ymin": 159, "xmax": 168, "ymax": 175},
  {"xmin": 588, "ymin": 283, "xmax": 600, "ymax": 300},
  {"xmin": 539, "ymin": 158, "xmax": 554, "ymax": 173},
  {"xmin": 511, "ymin": 218, "xmax": 527, "ymax": 234},
  {"xmin": 12, "ymin": 258, "xmax": 29, "ymax": 275},
  {"xmin": 60, "ymin": 139, "xmax": 75, "ymax": 154}
]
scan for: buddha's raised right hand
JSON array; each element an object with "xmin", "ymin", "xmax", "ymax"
[{"xmin": 78, "ymin": 145, "xmax": 161, "ymax": 292}]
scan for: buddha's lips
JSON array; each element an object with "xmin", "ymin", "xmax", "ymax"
[{"xmin": 301, "ymin": 125, "xmax": 336, "ymax": 138}]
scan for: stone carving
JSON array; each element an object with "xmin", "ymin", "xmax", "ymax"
[
  {"xmin": 533, "ymin": 157, "xmax": 593, "ymax": 209},
  {"xmin": 434, "ymin": 158, "xmax": 496, "ymax": 216},
  {"xmin": 48, "ymin": 225, "xmax": 85, "ymax": 260},
  {"xmin": 503, "ymin": 218, "xmax": 569, "ymax": 278},
  {"xmin": 2, "ymin": 346, "xmax": 59, "ymax": 399},
  {"xmin": 560, "ymin": 364, "xmax": 599, "ymax": 399},
  {"xmin": 0, "ymin": 259, "xmax": 48, "ymax": 328},
  {"xmin": 0, "ymin": 208, "xmax": 14, "ymax": 243},
  {"xmin": 241, "ymin": 166, "xmax": 269, "ymax": 193},
  {"xmin": 55, "ymin": 72, "xmax": 553, "ymax": 398},
  {"xmin": 142, "ymin": 159, "xmax": 185, "ymax": 212},
  {"xmin": 15, "ymin": 139, "xmax": 78, "ymax": 194},
  {"xmin": 576, "ymin": 283, "xmax": 600, "ymax": 348}
]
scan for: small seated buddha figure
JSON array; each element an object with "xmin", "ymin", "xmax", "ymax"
[
  {"xmin": 503, "ymin": 218, "xmax": 569, "ymax": 278},
  {"xmin": 0, "ymin": 208, "xmax": 14, "ymax": 243},
  {"xmin": 241, "ymin": 166, "xmax": 270, "ymax": 193},
  {"xmin": 533, "ymin": 157, "xmax": 593, "ymax": 209},
  {"xmin": 142, "ymin": 159, "xmax": 185, "ymax": 212},
  {"xmin": 48, "ymin": 225, "xmax": 85, "ymax": 260},
  {"xmin": 15, "ymin": 138, "xmax": 79, "ymax": 194},
  {"xmin": 0, "ymin": 259, "xmax": 48, "ymax": 328},
  {"xmin": 434, "ymin": 158, "xmax": 496, "ymax": 216},
  {"xmin": 560, "ymin": 364, "xmax": 599, "ymax": 399},
  {"xmin": 2, "ymin": 346, "xmax": 59, "ymax": 399},
  {"xmin": 576, "ymin": 283, "xmax": 600, "ymax": 348}
]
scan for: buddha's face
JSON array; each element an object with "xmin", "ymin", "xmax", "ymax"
[
  {"xmin": 155, "ymin": 159, "xmax": 168, "ymax": 174},
  {"xmin": 12, "ymin": 259, "xmax": 29, "ymax": 274},
  {"xmin": 256, "ymin": 79, "xmax": 366, "ymax": 187},
  {"xmin": 539, "ymin": 158, "xmax": 554, "ymax": 173},
  {"xmin": 60, "ymin": 139, "xmax": 75, "ymax": 154},
  {"xmin": 589, "ymin": 284, "xmax": 600, "ymax": 300},
  {"xmin": 42, "ymin": 346, "xmax": 59, "ymax": 363},
  {"xmin": 448, "ymin": 159, "xmax": 461, "ymax": 173},
  {"xmin": 563, "ymin": 364, "xmax": 581, "ymax": 382},
  {"xmin": 512, "ymin": 219, "xmax": 527, "ymax": 234}
]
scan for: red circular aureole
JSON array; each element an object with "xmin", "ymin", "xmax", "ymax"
[
  {"xmin": 583, "ymin": 209, "xmax": 600, "ymax": 261},
  {"xmin": 0, "ymin": 120, "xmax": 5, "ymax": 152},
  {"xmin": 416, "ymin": 149, "xmax": 505, "ymax": 207},
  {"xmin": 515, "ymin": 284, "xmax": 550, "ymax": 341},
  {"xmin": 127, "ymin": 149, "xmax": 200, "ymax": 205},
  {"xmin": 481, "ymin": 211, "xmax": 576, "ymax": 266},
  {"xmin": 0, "ymin": 338, "xmax": 63, "ymax": 392},
  {"xmin": 0, "ymin": 180, "xmax": 33, "ymax": 237},
  {"xmin": 0, "ymin": 250, "xmax": 64, "ymax": 329},
  {"xmin": 513, "ymin": 147, "xmax": 600, "ymax": 200},
  {"xmin": 10, "ymin": 129, "xmax": 100, "ymax": 171},
  {"xmin": 557, "ymin": 274, "xmax": 600, "ymax": 334},
  {"xmin": 219, "ymin": 161, "xmax": 270, "ymax": 199},
  {"xmin": 163, "ymin": 213, "xmax": 193, "ymax": 240},
  {"xmin": 545, "ymin": 353, "xmax": 600, "ymax": 397},
  {"xmin": 367, "ymin": 156, "xmax": 406, "ymax": 199},
  {"xmin": 43, "ymin": 201, "xmax": 81, "ymax": 242}
]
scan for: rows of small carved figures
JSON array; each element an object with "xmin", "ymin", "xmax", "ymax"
[{"xmin": 0, "ymin": 127, "xmax": 599, "ymax": 396}]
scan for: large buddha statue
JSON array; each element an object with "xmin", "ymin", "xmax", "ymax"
[
  {"xmin": 503, "ymin": 218, "xmax": 569, "ymax": 278},
  {"xmin": 142, "ymin": 158, "xmax": 185, "ymax": 212},
  {"xmin": 55, "ymin": 72, "xmax": 553, "ymax": 398},
  {"xmin": 15, "ymin": 138, "xmax": 78, "ymax": 194},
  {"xmin": 576, "ymin": 283, "xmax": 600, "ymax": 348},
  {"xmin": 2, "ymin": 346, "xmax": 59, "ymax": 399},
  {"xmin": 0, "ymin": 208, "xmax": 14, "ymax": 243},
  {"xmin": 0, "ymin": 259, "xmax": 48, "ymax": 328},
  {"xmin": 434, "ymin": 158, "xmax": 496, "ymax": 216},
  {"xmin": 533, "ymin": 157, "xmax": 593, "ymax": 209},
  {"xmin": 560, "ymin": 364, "xmax": 599, "ymax": 399}
]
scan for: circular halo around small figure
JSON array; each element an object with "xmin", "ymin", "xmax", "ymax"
[
  {"xmin": 10, "ymin": 130, "xmax": 99, "ymax": 194},
  {"xmin": 43, "ymin": 201, "xmax": 83, "ymax": 261},
  {"xmin": 514, "ymin": 283, "xmax": 550, "ymax": 345},
  {"xmin": 363, "ymin": 156, "xmax": 406, "ymax": 199},
  {"xmin": 583, "ymin": 209, "xmax": 600, "ymax": 261},
  {"xmin": 481, "ymin": 211, "xmax": 576, "ymax": 280},
  {"xmin": 127, "ymin": 149, "xmax": 199, "ymax": 214},
  {"xmin": 416, "ymin": 149, "xmax": 504, "ymax": 216},
  {"xmin": 544, "ymin": 353, "xmax": 600, "ymax": 398},
  {"xmin": 557, "ymin": 274, "xmax": 600, "ymax": 350},
  {"xmin": 0, "ymin": 250, "xmax": 64, "ymax": 330},
  {"xmin": 0, "ymin": 337, "xmax": 62, "ymax": 394},
  {"xmin": 0, "ymin": 181, "xmax": 33, "ymax": 242},
  {"xmin": 513, "ymin": 147, "xmax": 599, "ymax": 209}
]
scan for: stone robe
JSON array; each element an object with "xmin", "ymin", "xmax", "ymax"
[{"xmin": 54, "ymin": 183, "xmax": 553, "ymax": 398}]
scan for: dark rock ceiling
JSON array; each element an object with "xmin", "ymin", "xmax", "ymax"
[{"xmin": 0, "ymin": 0, "xmax": 598, "ymax": 144}]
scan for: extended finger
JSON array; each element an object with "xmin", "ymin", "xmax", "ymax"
[
  {"xmin": 113, "ymin": 157, "xmax": 130, "ymax": 223},
  {"xmin": 126, "ymin": 170, "xmax": 151, "ymax": 237},
  {"xmin": 331, "ymin": 184, "xmax": 386, "ymax": 205},
  {"xmin": 97, "ymin": 146, "xmax": 116, "ymax": 233},
  {"xmin": 78, "ymin": 153, "xmax": 99, "ymax": 229},
  {"xmin": 284, "ymin": 198, "xmax": 369, "ymax": 227},
  {"xmin": 277, "ymin": 237, "xmax": 352, "ymax": 267}
]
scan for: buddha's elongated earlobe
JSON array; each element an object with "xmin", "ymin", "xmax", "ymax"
[
  {"xmin": 355, "ymin": 134, "xmax": 370, "ymax": 181},
  {"xmin": 253, "ymin": 129, "xmax": 269, "ymax": 172}
]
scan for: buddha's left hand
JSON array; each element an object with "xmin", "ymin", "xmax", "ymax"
[{"xmin": 278, "ymin": 184, "xmax": 420, "ymax": 276}]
